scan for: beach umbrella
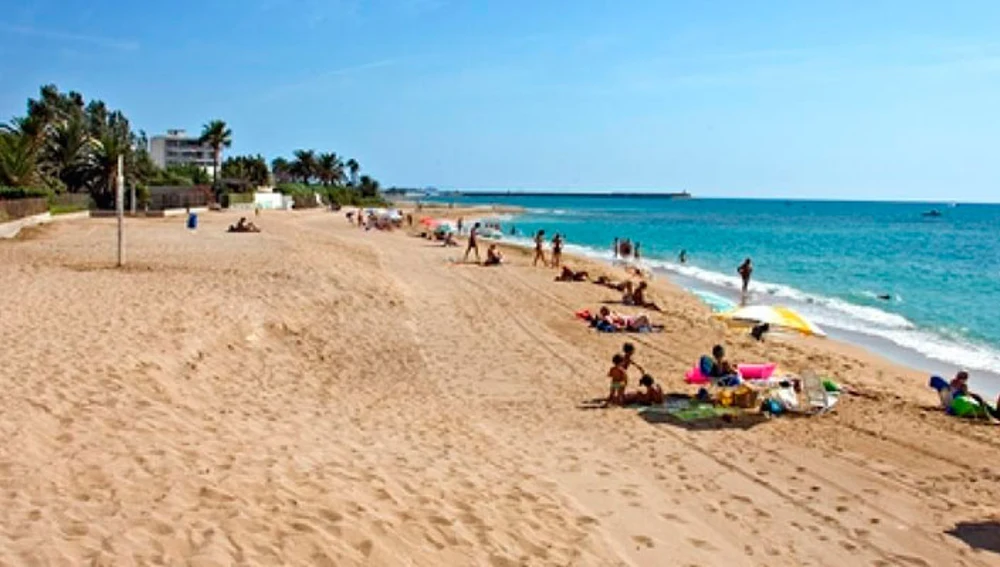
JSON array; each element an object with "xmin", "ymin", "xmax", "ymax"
[{"xmin": 714, "ymin": 305, "xmax": 826, "ymax": 337}]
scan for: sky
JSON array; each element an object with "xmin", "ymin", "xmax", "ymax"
[{"xmin": 1, "ymin": 0, "xmax": 999, "ymax": 201}]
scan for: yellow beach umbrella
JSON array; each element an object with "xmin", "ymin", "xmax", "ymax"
[{"xmin": 714, "ymin": 305, "xmax": 826, "ymax": 337}]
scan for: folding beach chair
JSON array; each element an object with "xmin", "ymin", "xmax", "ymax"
[{"xmin": 802, "ymin": 370, "xmax": 839, "ymax": 414}]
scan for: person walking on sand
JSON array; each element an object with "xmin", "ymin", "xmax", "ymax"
[
  {"xmin": 551, "ymin": 233, "xmax": 564, "ymax": 268},
  {"xmin": 464, "ymin": 222, "xmax": 481, "ymax": 263},
  {"xmin": 457, "ymin": 217, "xmax": 464, "ymax": 235},
  {"xmin": 533, "ymin": 230, "xmax": 548, "ymax": 267},
  {"xmin": 737, "ymin": 258, "xmax": 753, "ymax": 294}
]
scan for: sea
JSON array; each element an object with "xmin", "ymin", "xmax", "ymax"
[{"xmin": 434, "ymin": 195, "xmax": 1000, "ymax": 396}]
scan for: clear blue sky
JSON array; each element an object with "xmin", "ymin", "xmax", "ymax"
[{"xmin": 2, "ymin": 0, "xmax": 999, "ymax": 201}]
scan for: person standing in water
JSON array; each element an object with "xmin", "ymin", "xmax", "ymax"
[
  {"xmin": 464, "ymin": 222, "xmax": 481, "ymax": 263},
  {"xmin": 551, "ymin": 233, "xmax": 564, "ymax": 268},
  {"xmin": 613, "ymin": 237, "xmax": 620, "ymax": 259},
  {"xmin": 533, "ymin": 230, "xmax": 548, "ymax": 267},
  {"xmin": 634, "ymin": 242, "xmax": 641, "ymax": 261},
  {"xmin": 679, "ymin": 250, "xmax": 687, "ymax": 264},
  {"xmin": 737, "ymin": 258, "xmax": 753, "ymax": 295}
]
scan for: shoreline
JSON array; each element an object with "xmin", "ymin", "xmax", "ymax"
[{"xmin": 425, "ymin": 202, "xmax": 998, "ymax": 400}]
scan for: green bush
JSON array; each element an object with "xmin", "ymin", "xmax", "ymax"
[{"xmin": 0, "ymin": 186, "xmax": 51, "ymax": 200}]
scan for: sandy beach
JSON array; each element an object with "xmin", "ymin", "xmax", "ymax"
[{"xmin": 2, "ymin": 209, "xmax": 999, "ymax": 566}]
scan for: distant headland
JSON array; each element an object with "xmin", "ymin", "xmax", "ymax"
[{"xmin": 441, "ymin": 190, "xmax": 693, "ymax": 199}]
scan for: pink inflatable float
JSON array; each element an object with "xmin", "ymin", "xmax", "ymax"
[{"xmin": 737, "ymin": 363, "xmax": 777, "ymax": 380}]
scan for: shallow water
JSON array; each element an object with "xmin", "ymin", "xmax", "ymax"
[{"xmin": 437, "ymin": 195, "xmax": 1000, "ymax": 389}]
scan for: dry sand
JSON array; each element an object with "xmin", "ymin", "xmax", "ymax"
[{"xmin": 1, "ymin": 209, "xmax": 999, "ymax": 566}]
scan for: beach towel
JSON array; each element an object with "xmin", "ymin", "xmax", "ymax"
[{"xmin": 639, "ymin": 402, "xmax": 740, "ymax": 422}]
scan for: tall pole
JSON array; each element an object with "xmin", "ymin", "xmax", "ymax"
[{"xmin": 116, "ymin": 154, "xmax": 125, "ymax": 267}]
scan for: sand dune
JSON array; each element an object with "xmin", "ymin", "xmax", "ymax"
[{"xmin": 1, "ymin": 210, "xmax": 998, "ymax": 566}]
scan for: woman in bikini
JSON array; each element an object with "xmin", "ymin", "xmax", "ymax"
[
  {"xmin": 533, "ymin": 230, "xmax": 547, "ymax": 267},
  {"xmin": 551, "ymin": 233, "xmax": 564, "ymax": 268}
]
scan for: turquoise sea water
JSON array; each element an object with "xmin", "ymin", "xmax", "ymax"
[{"xmin": 438, "ymin": 195, "xmax": 1000, "ymax": 377}]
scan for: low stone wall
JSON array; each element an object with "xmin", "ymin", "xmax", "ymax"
[
  {"xmin": 0, "ymin": 212, "xmax": 51, "ymax": 239},
  {"xmin": 89, "ymin": 207, "xmax": 209, "ymax": 218}
]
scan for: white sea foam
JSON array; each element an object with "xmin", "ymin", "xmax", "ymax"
[{"xmin": 497, "ymin": 230, "xmax": 1000, "ymax": 374}]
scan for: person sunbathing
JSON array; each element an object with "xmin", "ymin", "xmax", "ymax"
[
  {"xmin": 555, "ymin": 266, "xmax": 589, "ymax": 281},
  {"xmin": 590, "ymin": 307, "xmax": 661, "ymax": 333},
  {"xmin": 442, "ymin": 233, "xmax": 459, "ymax": 247},
  {"xmin": 484, "ymin": 244, "xmax": 504, "ymax": 266},
  {"xmin": 228, "ymin": 217, "xmax": 261, "ymax": 233},
  {"xmin": 629, "ymin": 282, "xmax": 662, "ymax": 311},
  {"xmin": 594, "ymin": 276, "xmax": 633, "ymax": 292},
  {"xmin": 624, "ymin": 375, "xmax": 664, "ymax": 405}
]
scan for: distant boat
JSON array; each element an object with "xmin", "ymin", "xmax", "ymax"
[{"xmin": 922, "ymin": 209, "xmax": 943, "ymax": 218}]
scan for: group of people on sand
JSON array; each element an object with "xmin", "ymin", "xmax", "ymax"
[
  {"xmin": 461, "ymin": 222, "xmax": 504, "ymax": 266},
  {"xmin": 606, "ymin": 343, "xmax": 664, "ymax": 406},
  {"xmin": 613, "ymin": 237, "xmax": 641, "ymax": 260},
  {"xmin": 531, "ymin": 230, "xmax": 564, "ymax": 268}
]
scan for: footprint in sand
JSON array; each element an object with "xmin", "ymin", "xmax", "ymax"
[
  {"xmin": 632, "ymin": 535, "xmax": 655, "ymax": 549},
  {"xmin": 688, "ymin": 538, "xmax": 716, "ymax": 551}
]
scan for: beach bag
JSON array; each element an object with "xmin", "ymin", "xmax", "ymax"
[
  {"xmin": 762, "ymin": 398, "xmax": 784, "ymax": 415},
  {"xmin": 733, "ymin": 385, "xmax": 758, "ymax": 409}
]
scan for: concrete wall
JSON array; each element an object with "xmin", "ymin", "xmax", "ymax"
[{"xmin": 255, "ymin": 192, "xmax": 292, "ymax": 210}]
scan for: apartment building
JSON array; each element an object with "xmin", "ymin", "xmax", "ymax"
[{"xmin": 149, "ymin": 129, "xmax": 217, "ymax": 175}]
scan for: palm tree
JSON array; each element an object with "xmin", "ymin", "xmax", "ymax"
[
  {"xmin": 346, "ymin": 158, "xmax": 360, "ymax": 186},
  {"xmin": 198, "ymin": 120, "xmax": 232, "ymax": 189},
  {"xmin": 0, "ymin": 130, "xmax": 39, "ymax": 187},
  {"xmin": 358, "ymin": 174, "xmax": 380, "ymax": 198},
  {"xmin": 271, "ymin": 157, "xmax": 290, "ymax": 184},
  {"xmin": 45, "ymin": 114, "xmax": 96, "ymax": 192},
  {"xmin": 291, "ymin": 149, "xmax": 317, "ymax": 185},
  {"xmin": 317, "ymin": 152, "xmax": 344, "ymax": 186}
]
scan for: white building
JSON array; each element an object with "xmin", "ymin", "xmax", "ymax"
[{"xmin": 149, "ymin": 129, "xmax": 217, "ymax": 176}]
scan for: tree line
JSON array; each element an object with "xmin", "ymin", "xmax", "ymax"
[{"xmin": 1, "ymin": 84, "xmax": 385, "ymax": 208}]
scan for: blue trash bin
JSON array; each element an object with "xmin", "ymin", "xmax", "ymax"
[{"xmin": 187, "ymin": 212, "xmax": 198, "ymax": 230}]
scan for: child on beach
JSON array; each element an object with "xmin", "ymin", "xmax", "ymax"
[
  {"xmin": 607, "ymin": 354, "xmax": 628, "ymax": 405},
  {"xmin": 622, "ymin": 342, "xmax": 646, "ymax": 375},
  {"xmin": 533, "ymin": 230, "xmax": 547, "ymax": 267}
]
